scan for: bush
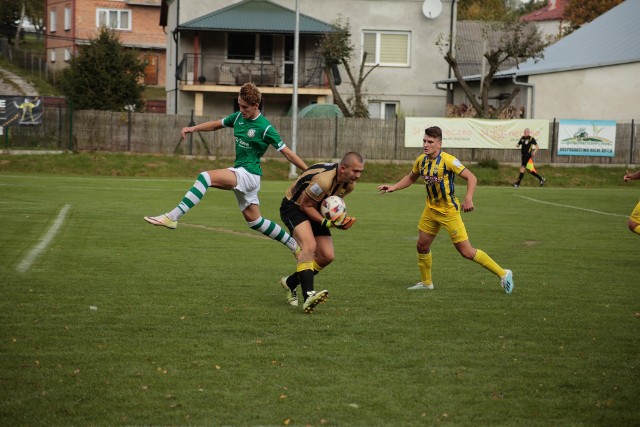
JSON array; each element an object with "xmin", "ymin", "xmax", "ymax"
[{"xmin": 476, "ymin": 158, "xmax": 500, "ymax": 169}]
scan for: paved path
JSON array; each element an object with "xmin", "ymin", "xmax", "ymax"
[{"xmin": 0, "ymin": 66, "xmax": 39, "ymax": 96}]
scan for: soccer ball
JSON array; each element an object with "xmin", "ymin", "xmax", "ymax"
[{"xmin": 321, "ymin": 195, "xmax": 346, "ymax": 220}]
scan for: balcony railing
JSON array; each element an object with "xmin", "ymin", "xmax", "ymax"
[{"xmin": 176, "ymin": 54, "xmax": 327, "ymax": 88}]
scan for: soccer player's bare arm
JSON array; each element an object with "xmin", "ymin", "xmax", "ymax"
[
  {"xmin": 458, "ymin": 169, "xmax": 477, "ymax": 212},
  {"xmin": 378, "ymin": 172, "xmax": 419, "ymax": 193},
  {"xmin": 280, "ymin": 145, "xmax": 308, "ymax": 171},
  {"xmin": 181, "ymin": 120, "xmax": 223, "ymax": 139}
]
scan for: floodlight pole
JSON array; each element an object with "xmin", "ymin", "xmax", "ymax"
[{"xmin": 288, "ymin": 0, "xmax": 300, "ymax": 179}]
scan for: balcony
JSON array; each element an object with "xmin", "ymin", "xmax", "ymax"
[{"xmin": 176, "ymin": 54, "xmax": 329, "ymax": 90}]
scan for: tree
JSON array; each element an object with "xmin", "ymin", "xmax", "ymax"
[
  {"xmin": 458, "ymin": 0, "xmax": 509, "ymax": 20},
  {"xmin": 437, "ymin": 15, "xmax": 546, "ymax": 119},
  {"xmin": 23, "ymin": 0, "xmax": 45, "ymax": 40},
  {"xmin": 564, "ymin": 0, "xmax": 623, "ymax": 33},
  {"xmin": 59, "ymin": 28, "xmax": 146, "ymax": 111},
  {"xmin": 316, "ymin": 17, "xmax": 377, "ymax": 118},
  {"xmin": 0, "ymin": 0, "xmax": 20, "ymax": 44}
]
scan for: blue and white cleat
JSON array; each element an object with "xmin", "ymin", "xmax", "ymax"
[{"xmin": 501, "ymin": 269, "xmax": 514, "ymax": 294}]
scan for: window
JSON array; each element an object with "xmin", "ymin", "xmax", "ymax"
[
  {"xmin": 382, "ymin": 102, "xmax": 398, "ymax": 119},
  {"xmin": 50, "ymin": 50, "xmax": 56, "ymax": 62},
  {"xmin": 227, "ymin": 33, "xmax": 274, "ymax": 61},
  {"xmin": 64, "ymin": 49, "xmax": 71, "ymax": 62},
  {"xmin": 369, "ymin": 101, "xmax": 398, "ymax": 119},
  {"xmin": 362, "ymin": 31, "xmax": 410, "ymax": 66},
  {"xmin": 64, "ymin": 7, "xmax": 71, "ymax": 30},
  {"xmin": 96, "ymin": 9, "xmax": 131, "ymax": 30},
  {"xmin": 49, "ymin": 10, "xmax": 56, "ymax": 32}
]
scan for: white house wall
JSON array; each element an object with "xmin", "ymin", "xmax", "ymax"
[
  {"xmin": 529, "ymin": 62, "xmax": 640, "ymax": 121},
  {"xmin": 164, "ymin": 0, "xmax": 453, "ymax": 117},
  {"xmin": 300, "ymin": 0, "xmax": 452, "ymax": 117}
]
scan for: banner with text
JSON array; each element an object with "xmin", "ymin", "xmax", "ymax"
[
  {"xmin": 404, "ymin": 118, "xmax": 549, "ymax": 149},
  {"xmin": 557, "ymin": 119, "xmax": 616, "ymax": 157},
  {"xmin": 0, "ymin": 96, "xmax": 43, "ymax": 127}
]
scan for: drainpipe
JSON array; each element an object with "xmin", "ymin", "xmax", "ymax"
[
  {"xmin": 174, "ymin": 0, "xmax": 180, "ymax": 114},
  {"xmin": 512, "ymin": 75, "xmax": 534, "ymax": 118},
  {"xmin": 447, "ymin": 0, "xmax": 457, "ymax": 104}
]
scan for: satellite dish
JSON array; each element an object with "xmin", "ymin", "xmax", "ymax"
[{"xmin": 422, "ymin": 0, "xmax": 442, "ymax": 19}]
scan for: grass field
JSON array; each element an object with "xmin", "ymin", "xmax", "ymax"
[{"xmin": 1, "ymin": 171, "xmax": 639, "ymax": 426}]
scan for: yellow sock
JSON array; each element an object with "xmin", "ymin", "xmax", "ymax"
[
  {"xmin": 297, "ymin": 261, "xmax": 314, "ymax": 273},
  {"xmin": 634, "ymin": 225, "xmax": 640, "ymax": 235},
  {"xmin": 418, "ymin": 252, "xmax": 433, "ymax": 284},
  {"xmin": 473, "ymin": 249, "xmax": 506, "ymax": 278},
  {"xmin": 312, "ymin": 260, "xmax": 324, "ymax": 273}
]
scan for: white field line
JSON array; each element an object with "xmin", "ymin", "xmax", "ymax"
[
  {"xmin": 514, "ymin": 195, "xmax": 627, "ymax": 218},
  {"xmin": 16, "ymin": 204, "xmax": 71, "ymax": 273}
]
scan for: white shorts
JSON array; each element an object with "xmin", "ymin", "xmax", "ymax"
[{"xmin": 228, "ymin": 167, "xmax": 261, "ymax": 211}]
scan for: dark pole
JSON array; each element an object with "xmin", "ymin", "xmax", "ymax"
[
  {"xmin": 550, "ymin": 118, "xmax": 556, "ymax": 164},
  {"xmin": 127, "ymin": 109, "xmax": 132, "ymax": 152}
]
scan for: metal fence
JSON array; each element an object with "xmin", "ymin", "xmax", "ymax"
[
  {"xmin": 2, "ymin": 105, "xmax": 639, "ymax": 165},
  {"xmin": 0, "ymin": 40, "xmax": 59, "ymax": 87}
]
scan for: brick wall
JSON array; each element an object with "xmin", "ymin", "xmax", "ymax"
[{"xmin": 45, "ymin": 0, "xmax": 166, "ymax": 85}]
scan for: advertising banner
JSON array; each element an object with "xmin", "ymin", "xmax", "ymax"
[
  {"xmin": 0, "ymin": 96, "xmax": 43, "ymax": 126},
  {"xmin": 404, "ymin": 118, "xmax": 549, "ymax": 149},
  {"xmin": 557, "ymin": 119, "xmax": 616, "ymax": 157}
]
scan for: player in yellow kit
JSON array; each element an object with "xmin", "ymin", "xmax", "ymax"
[
  {"xmin": 378, "ymin": 126, "xmax": 514, "ymax": 294},
  {"xmin": 623, "ymin": 169, "xmax": 640, "ymax": 235}
]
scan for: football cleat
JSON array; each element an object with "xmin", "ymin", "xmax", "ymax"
[
  {"xmin": 280, "ymin": 277, "xmax": 298, "ymax": 307},
  {"xmin": 512, "ymin": 183, "xmax": 519, "ymax": 188},
  {"xmin": 540, "ymin": 177, "xmax": 546, "ymax": 187},
  {"xmin": 407, "ymin": 282, "xmax": 434, "ymax": 290},
  {"xmin": 303, "ymin": 290, "xmax": 329, "ymax": 314},
  {"xmin": 501, "ymin": 269, "xmax": 514, "ymax": 294},
  {"xmin": 144, "ymin": 214, "xmax": 177, "ymax": 229}
]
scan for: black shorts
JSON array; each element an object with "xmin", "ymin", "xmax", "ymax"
[
  {"xmin": 521, "ymin": 155, "xmax": 532, "ymax": 167},
  {"xmin": 280, "ymin": 198, "xmax": 331, "ymax": 237}
]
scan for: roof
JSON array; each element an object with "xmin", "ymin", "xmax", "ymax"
[
  {"xmin": 508, "ymin": 0, "xmax": 640, "ymax": 76},
  {"xmin": 520, "ymin": 0, "xmax": 568, "ymax": 22},
  {"xmin": 179, "ymin": 0, "xmax": 337, "ymax": 34},
  {"xmin": 453, "ymin": 21, "xmax": 519, "ymax": 77}
]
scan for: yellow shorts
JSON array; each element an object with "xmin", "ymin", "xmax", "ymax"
[
  {"xmin": 630, "ymin": 201, "xmax": 640, "ymax": 224},
  {"xmin": 418, "ymin": 204, "xmax": 468, "ymax": 244}
]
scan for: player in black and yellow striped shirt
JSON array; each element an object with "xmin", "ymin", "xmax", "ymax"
[{"xmin": 378, "ymin": 126, "xmax": 514, "ymax": 294}]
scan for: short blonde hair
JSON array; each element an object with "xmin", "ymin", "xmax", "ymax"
[{"xmin": 239, "ymin": 82, "xmax": 261, "ymax": 106}]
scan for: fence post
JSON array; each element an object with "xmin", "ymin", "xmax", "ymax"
[
  {"xmin": 68, "ymin": 100, "xmax": 74, "ymax": 151},
  {"xmin": 630, "ymin": 119, "xmax": 636, "ymax": 165},
  {"xmin": 394, "ymin": 115, "xmax": 398, "ymax": 160},
  {"xmin": 188, "ymin": 110, "xmax": 195, "ymax": 155},
  {"xmin": 550, "ymin": 118, "xmax": 556, "ymax": 164},
  {"xmin": 333, "ymin": 115, "xmax": 338, "ymax": 158},
  {"xmin": 57, "ymin": 105, "xmax": 62, "ymax": 149},
  {"xmin": 127, "ymin": 109, "xmax": 132, "ymax": 152}
]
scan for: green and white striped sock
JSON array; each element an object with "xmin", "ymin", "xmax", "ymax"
[
  {"xmin": 248, "ymin": 217, "xmax": 298, "ymax": 253},
  {"xmin": 167, "ymin": 171, "xmax": 211, "ymax": 221}
]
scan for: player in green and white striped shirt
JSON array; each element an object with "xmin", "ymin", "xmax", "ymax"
[{"xmin": 144, "ymin": 83, "xmax": 308, "ymax": 256}]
